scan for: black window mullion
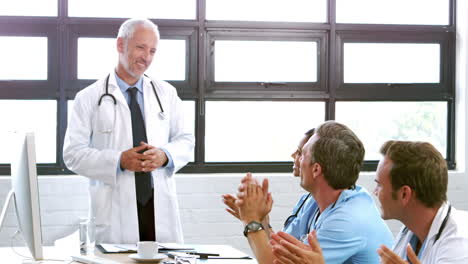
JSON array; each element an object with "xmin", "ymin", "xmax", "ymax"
[
  {"xmin": 328, "ymin": 0, "xmax": 337, "ymax": 120},
  {"xmin": 446, "ymin": 99, "xmax": 456, "ymax": 169},
  {"xmin": 193, "ymin": 0, "xmax": 207, "ymax": 166},
  {"xmin": 56, "ymin": 15, "xmax": 70, "ymax": 173}
]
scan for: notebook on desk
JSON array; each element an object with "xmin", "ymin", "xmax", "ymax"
[
  {"xmin": 97, "ymin": 243, "xmax": 194, "ymax": 254},
  {"xmin": 169, "ymin": 245, "xmax": 252, "ymax": 259},
  {"xmin": 96, "ymin": 244, "xmax": 136, "ymax": 254},
  {"xmin": 97, "ymin": 243, "xmax": 251, "ymax": 259}
]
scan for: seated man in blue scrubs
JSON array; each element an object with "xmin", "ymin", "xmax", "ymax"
[{"xmin": 233, "ymin": 121, "xmax": 393, "ymax": 264}]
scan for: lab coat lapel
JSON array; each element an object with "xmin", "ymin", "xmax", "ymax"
[
  {"xmin": 108, "ymin": 73, "xmax": 130, "ymax": 111},
  {"xmin": 107, "ymin": 73, "xmax": 138, "ymax": 243},
  {"xmin": 143, "ymin": 77, "xmax": 168, "ymax": 147}
]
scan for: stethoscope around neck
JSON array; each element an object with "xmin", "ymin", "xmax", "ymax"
[
  {"xmin": 399, "ymin": 203, "xmax": 452, "ymax": 259},
  {"xmin": 283, "ymin": 193, "xmax": 311, "ymax": 229},
  {"xmin": 98, "ymin": 73, "xmax": 166, "ymax": 120}
]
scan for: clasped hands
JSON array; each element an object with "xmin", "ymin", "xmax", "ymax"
[
  {"xmin": 120, "ymin": 141, "xmax": 168, "ymax": 172},
  {"xmin": 222, "ymin": 172, "xmax": 273, "ymax": 224},
  {"xmin": 270, "ymin": 230, "xmax": 325, "ymax": 264}
]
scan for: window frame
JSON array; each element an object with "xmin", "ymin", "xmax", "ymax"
[
  {"xmin": 0, "ymin": 22, "xmax": 59, "ymax": 99},
  {"xmin": 66, "ymin": 23, "xmax": 198, "ymax": 99},
  {"xmin": 206, "ymin": 30, "xmax": 328, "ymax": 99},
  {"xmin": 336, "ymin": 31, "xmax": 454, "ymax": 100}
]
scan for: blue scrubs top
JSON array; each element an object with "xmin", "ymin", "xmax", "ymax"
[{"xmin": 283, "ymin": 185, "xmax": 394, "ymax": 264}]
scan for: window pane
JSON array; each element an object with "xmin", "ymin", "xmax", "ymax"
[
  {"xmin": 336, "ymin": 102, "xmax": 447, "ymax": 160},
  {"xmin": 78, "ymin": 38, "xmax": 186, "ymax": 81},
  {"xmin": 344, "ymin": 43, "xmax": 440, "ymax": 83},
  {"xmin": 69, "ymin": 0, "xmax": 195, "ymax": 19},
  {"xmin": 68, "ymin": 100, "xmax": 195, "ymax": 161},
  {"xmin": 147, "ymin": 40, "xmax": 186, "ymax": 81},
  {"xmin": 0, "ymin": 37, "xmax": 47, "ymax": 80},
  {"xmin": 215, "ymin": 41, "xmax": 317, "ymax": 82},
  {"xmin": 0, "ymin": 100, "xmax": 56, "ymax": 163},
  {"xmin": 77, "ymin": 38, "xmax": 116, "ymax": 80},
  {"xmin": 337, "ymin": 0, "xmax": 449, "ymax": 25},
  {"xmin": 205, "ymin": 101, "xmax": 325, "ymax": 162},
  {"xmin": 207, "ymin": 0, "xmax": 326, "ymax": 22},
  {"xmin": 0, "ymin": 0, "xmax": 57, "ymax": 16}
]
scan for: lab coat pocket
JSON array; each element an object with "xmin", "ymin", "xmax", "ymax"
[
  {"xmin": 96, "ymin": 100, "xmax": 115, "ymax": 134},
  {"xmin": 159, "ymin": 117, "xmax": 171, "ymax": 141},
  {"xmin": 147, "ymin": 114, "xmax": 170, "ymax": 144},
  {"xmin": 92, "ymin": 101, "xmax": 115, "ymax": 147}
]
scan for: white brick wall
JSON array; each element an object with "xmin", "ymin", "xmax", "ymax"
[{"xmin": 1, "ymin": 172, "xmax": 467, "ymax": 256}]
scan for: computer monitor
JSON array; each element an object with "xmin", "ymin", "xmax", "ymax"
[{"xmin": 0, "ymin": 132, "xmax": 43, "ymax": 260}]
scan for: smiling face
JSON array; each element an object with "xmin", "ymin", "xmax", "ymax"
[
  {"xmin": 117, "ymin": 25, "xmax": 158, "ymax": 85},
  {"xmin": 291, "ymin": 135, "xmax": 312, "ymax": 177},
  {"xmin": 299, "ymin": 134, "xmax": 319, "ymax": 191},
  {"xmin": 374, "ymin": 155, "xmax": 401, "ymax": 220}
]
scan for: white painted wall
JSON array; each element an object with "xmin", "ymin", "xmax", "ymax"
[{"xmin": 0, "ymin": 172, "xmax": 467, "ymax": 256}]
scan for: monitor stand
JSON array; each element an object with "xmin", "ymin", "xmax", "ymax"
[
  {"xmin": 0, "ymin": 189, "xmax": 15, "ymax": 231},
  {"xmin": 0, "ymin": 190, "xmax": 43, "ymax": 264}
]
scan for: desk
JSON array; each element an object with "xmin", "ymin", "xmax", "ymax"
[{"xmin": 0, "ymin": 244, "xmax": 257, "ymax": 264}]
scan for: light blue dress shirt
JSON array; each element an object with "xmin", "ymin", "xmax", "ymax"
[
  {"xmin": 114, "ymin": 72, "xmax": 174, "ymax": 170},
  {"xmin": 284, "ymin": 185, "xmax": 394, "ymax": 264}
]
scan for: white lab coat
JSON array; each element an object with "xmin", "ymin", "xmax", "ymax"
[
  {"xmin": 63, "ymin": 73, "xmax": 194, "ymax": 244},
  {"xmin": 392, "ymin": 203, "xmax": 468, "ymax": 263}
]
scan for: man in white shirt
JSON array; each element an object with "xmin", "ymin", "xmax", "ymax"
[{"xmin": 375, "ymin": 140, "xmax": 468, "ymax": 264}]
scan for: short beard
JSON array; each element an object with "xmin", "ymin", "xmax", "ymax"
[{"xmin": 120, "ymin": 40, "xmax": 142, "ymax": 80}]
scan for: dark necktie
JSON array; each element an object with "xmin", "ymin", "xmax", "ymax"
[{"xmin": 127, "ymin": 87, "xmax": 155, "ymax": 241}]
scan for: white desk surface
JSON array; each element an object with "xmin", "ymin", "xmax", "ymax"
[{"xmin": 0, "ymin": 244, "xmax": 257, "ymax": 264}]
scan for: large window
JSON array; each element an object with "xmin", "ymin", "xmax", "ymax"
[
  {"xmin": 77, "ymin": 38, "xmax": 186, "ymax": 80},
  {"xmin": 68, "ymin": 0, "xmax": 196, "ymax": 19},
  {"xmin": 0, "ymin": 0, "xmax": 456, "ymax": 174},
  {"xmin": 0, "ymin": 37, "xmax": 48, "ymax": 80},
  {"xmin": 336, "ymin": 0, "xmax": 450, "ymax": 25}
]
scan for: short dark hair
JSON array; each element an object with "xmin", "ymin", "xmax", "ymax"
[
  {"xmin": 305, "ymin": 128, "xmax": 315, "ymax": 138},
  {"xmin": 309, "ymin": 121, "xmax": 365, "ymax": 189},
  {"xmin": 380, "ymin": 140, "xmax": 447, "ymax": 208}
]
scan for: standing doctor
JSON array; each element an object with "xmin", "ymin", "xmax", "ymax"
[{"xmin": 63, "ymin": 18, "xmax": 194, "ymax": 244}]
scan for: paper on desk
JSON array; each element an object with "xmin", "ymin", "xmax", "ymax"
[
  {"xmin": 98, "ymin": 243, "xmax": 136, "ymax": 253},
  {"xmin": 159, "ymin": 243, "xmax": 194, "ymax": 251},
  {"xmin": 190, "ymin": 245, "xmax": 252, "ymax": 259},
  {"xmin": 167, "ymin": 245, "xmax": 251, "ymax": 259},
  {"xmin": 98, "ymin": 243, "xmax": 194, "ymax": 253}
]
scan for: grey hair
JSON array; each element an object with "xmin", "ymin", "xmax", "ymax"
[{"xmin": 117, "ymin": 18, "xmax": 160, "ymax": 41}]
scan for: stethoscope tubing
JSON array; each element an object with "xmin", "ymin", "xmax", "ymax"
[
  {"xmin": 397, "ymin": 203, "xmax": 452, "ymax": 261},
  {"xmin": 98, "ymin": 74, "xmax": 165, "ymax": 118},
  {"xmin": 283, "ymin": 193, "xmax": 311, "ymax": 229}
]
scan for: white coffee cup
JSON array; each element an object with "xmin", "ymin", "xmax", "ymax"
[{"xmin": 137, "ymin": 241, "xmax": 158, "ymax": 259}]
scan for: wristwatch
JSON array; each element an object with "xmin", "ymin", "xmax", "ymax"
[{"xmin": 243, "ymin": 221, "xmax": 264, "ymax": 237}]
